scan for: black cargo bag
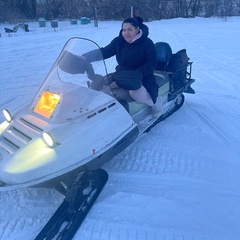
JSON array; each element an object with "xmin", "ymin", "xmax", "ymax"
[{"xmin": 167, "ymin": 49, "xmax": 189, "ymax": 89}]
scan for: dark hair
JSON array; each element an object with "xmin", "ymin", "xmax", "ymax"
[{"xmin": 122, "ymin": 16, "xmax": 143, "ymax": 28}]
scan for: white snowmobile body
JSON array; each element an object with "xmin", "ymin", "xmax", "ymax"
[{"xmin": 0, "ymin": 37, "xmax": 194, "ymax": 191}]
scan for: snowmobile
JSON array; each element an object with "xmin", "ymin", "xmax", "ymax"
[{"xmin": 0, "ymin": 37, "xmax": 194, "ymax": 239}]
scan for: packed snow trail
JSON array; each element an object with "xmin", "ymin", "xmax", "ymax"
[{"xmin": 0, "ymin": 18, "xmax": 240, "ymax": 240}]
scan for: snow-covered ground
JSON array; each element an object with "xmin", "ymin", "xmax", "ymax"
[{"xmin": 0, "ymin": 17, "xmax": 240, "ymax": 240}]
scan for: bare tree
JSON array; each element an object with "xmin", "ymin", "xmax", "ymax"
[{"xmin": 0, "ymin": 0, "xmax": 240, "ymax": 23}]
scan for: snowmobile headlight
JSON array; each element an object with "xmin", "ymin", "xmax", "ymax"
[
  {"xmin": 34, "ymin": 91, "xmax": 60, "ymax": 119},
  {"xmin": 3, "ymin": 109, "xmax": 13, "ymax": 123},
  {"xmin": 43, "ymin": 132, "xmax": 55, "ymax": 147}
]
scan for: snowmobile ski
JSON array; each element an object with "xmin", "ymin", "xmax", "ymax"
[{"xmin": 34, "ymin": 169, "xmax": 108, "ymax": 240}]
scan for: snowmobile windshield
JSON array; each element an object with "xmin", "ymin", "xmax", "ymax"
[{"xmin": 42, "ymin": 37, "xmax": 110, "ymax": 89}]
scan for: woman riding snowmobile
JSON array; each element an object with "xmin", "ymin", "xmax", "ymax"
[{"xmin": 82, "ymin": 17, "xmax": 162, "ymax": 116}]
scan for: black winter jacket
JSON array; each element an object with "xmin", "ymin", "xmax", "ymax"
[{"xmin": 100, "ymin": 24, "xmax": 158, "ymax": 103}]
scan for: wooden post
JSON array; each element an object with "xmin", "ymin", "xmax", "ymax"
[{"xmin": 94, "ymin": 6, "xmax": 98, "ymax": 27}]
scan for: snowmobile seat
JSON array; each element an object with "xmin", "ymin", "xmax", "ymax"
[
  {"xmin": 111, "ymin": 71, "xmax": 171, "ymax": 116},
  {"xmin": 127, "ymin": 101, "xmax": 146, "ymax": 115},
  {"xmin": 111, "ymin": 88, "xmax": 146, "ymax": 115},
  {"xmin": 154, "ymin": 70, "xmax": 170, "ymax": 96}
]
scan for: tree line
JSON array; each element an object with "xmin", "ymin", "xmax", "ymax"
[{"xmin": 1, "ymin": 0, "xmax": 239, "ymax": 23}]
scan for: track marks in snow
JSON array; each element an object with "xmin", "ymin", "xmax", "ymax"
[
  {"xmin": 0, "ymin": 218, "xmax": 37, "ymax": 240},
  {"xmin": 105, "ymin": 140, "xmax": 240, "ymax": 189},
  {"xmin": 196, "ymin": 53, "xmax": 240, "ymax": 81},
  {"xmin": 194, "ymin": 50, "xmax": 240, "ymax": 97},
  {"xmin": 185, "ymin": 103, "xmax": 234, "ymax": 144},
  {"xmin": 0, "ymin": 189, "xmax": 62, "ymax": 240},
  {"xmin": 78, "ymin": 223, "xmax": 216, "ymax": 240},
  {"xmin": 150, "ymin": 31, "xmax": 191, "ymax": 60},
  {"xmin": 76, "ymin": 173, "xmax": 239, "ymax": 240}
]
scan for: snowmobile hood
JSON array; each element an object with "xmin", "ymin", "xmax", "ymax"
[{"xmin": 0, "ymin": 38, "xmax": 137, "ymax": 190}]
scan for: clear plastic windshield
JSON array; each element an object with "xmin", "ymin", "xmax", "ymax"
[{"xmin": 44, "ymin": 37, "xmax": 109, "ymax": 88}]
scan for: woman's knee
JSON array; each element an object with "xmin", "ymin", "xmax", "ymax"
[{"xmin": 129, "ymin": 86, "xmax": 154, "ymax": 106}]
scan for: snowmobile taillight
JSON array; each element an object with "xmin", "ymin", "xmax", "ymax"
[
  {"xmin": 3, "ymin": 109, "xmax": 13, "ymax": 123},
  {"xmin": 34, "ymin": 91, "xmax": 60, "ymax": 118},
  {"xmin": 43, "ymin": 132, "xmax": 55, "ymax": 147}
]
